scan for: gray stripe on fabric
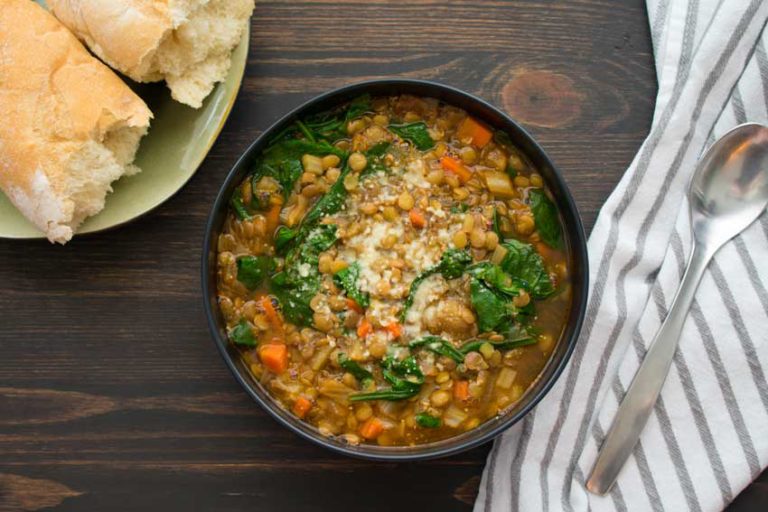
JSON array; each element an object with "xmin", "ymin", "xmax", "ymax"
[
  {"xmin": 762, "ymin": 214, "xmax": 768, "ymax": 243},
  {"xmin": 571, "ymin": 467, "xmax": 597, "ymax": 512},
  {"xmin": 670, "ymin": 233, "xmax": 762, "ymax": 476},
  {"xmin": 707, "ymin": 261, "xmax": 768, "ymax": 413},
  {"xmin": 483, "ymin": 439, "xmax": 501, "ymax": 512},
  {"xmin": 705, "ymin": 130, "xmax": 716, "ymax": 150},
  {"xmin": 629, "ymin": 438, "xmax": 663, "ymax": 511},
  {"xmin": 541, "ymin": 1, "xmax": 704, "ymax": 508},
  {"xmin": 509, "ymin": 414, "xmax": 534, "ymax": 511},
  {"xmin": 731, "ymin": 87, "xmax": 747, "ymax": 123},
  {"xmin": 560, "ymin": 1, "xmax": 768, "ymax": 508},
  {"xmin": 733, "ymin": 235, "xmax": 768, "ymax": 314},
  {"xmin": 687, "ymin": 304, "xmax": 763, "ymax": 477},
  {"xmin": 755, "ymin": 39, "xmax": 768, "ymax": 110},
  {"xmin": 650, "ymin": 286, "xmax": 733, "ymax": 505},
  {"xmin": 651, "ymin": 0, "xmax": 672, "ymax": 52},
  {"xmin": 654, "ymin": 393, "xmax": 702, "ymax": 511}
]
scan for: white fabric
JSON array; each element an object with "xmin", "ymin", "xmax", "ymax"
[{"xmin": 475, "ymin": 1, "xmax": 768, "ymax": 511}]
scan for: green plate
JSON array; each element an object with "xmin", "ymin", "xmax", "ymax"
[{"xmin": 0, "ymin": 1, "xmax": 248, "ymax": 240}]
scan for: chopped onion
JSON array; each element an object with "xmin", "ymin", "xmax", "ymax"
[
  {"xmin": 318, "ymin": 379, "xmax": 353, "ymax": 404},
  {"xmin": 310, "ymin": 344, "xmax": 334, "ymax": 371},
  {"xmin": 443, "ymin": 404, "xmax": 468, "ymax": 428}
]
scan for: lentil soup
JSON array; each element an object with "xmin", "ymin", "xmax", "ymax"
[{"xmin": 216, "ymin": 94, "xmax": 571, "ymax": 446}]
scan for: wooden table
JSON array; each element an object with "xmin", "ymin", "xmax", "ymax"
[{"xmin": 1, "ymin": 1, "xmax": 765, "ymax": 510}]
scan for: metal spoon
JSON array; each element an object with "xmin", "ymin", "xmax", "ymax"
[{"xmin": 586, "ymin": 123, "xmax": 768, "ymax": 495}]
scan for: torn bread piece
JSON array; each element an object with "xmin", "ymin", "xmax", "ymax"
[
  {"xmin": 49, "ymin": 0, "xmax": 256, "ymax": 109},
  {"xmin": 0, "ymin": 0, "xmax": 152, "ymax": 244}
]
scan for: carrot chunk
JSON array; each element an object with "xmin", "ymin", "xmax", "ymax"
[
  {"xmin": 457, "ymin": 116, "xmax": 493, "ymax": 148},
  {"xmin": 259, "ymin": 343, "xmax": 288, "ymax": 374},
  {"xmin": 409, "ymin": 208, "xmax": 427, "ymax": 229},
  {"xmin": 440, "ymin": 156, "xmax": 472, "ymax": 183},
  {"xmin": 259, "ymin": 295, "xmax": 283, "ymax": 332},
  {"xmin": 346, "ymin": 298, "xmax": 364, "ymax": 314},
  {"xmin": 385, "ymin": 322, "xmax": 402, "ymax": 339},
  {"xmin": 265, "ymin": 203, "xmax": 281, "ymax": 235},
  {"xmin": 454, "ymin": 380, "xmax": 470, "ymax": 401},
  {"xmin": 357, "ymin": 318, "xmax": 373, "ymax": 339},
  {"xmin": 292, "ymin": 397, "xmax": 312, "ymax": 419},
  {"xmin": 359, "ymin": 417, "xmax": 385, "ymax": 439}
]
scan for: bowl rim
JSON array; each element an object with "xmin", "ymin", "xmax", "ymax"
[{"xmin": 202, "ymin": 78, "xmax": 589, "ymax": 461}]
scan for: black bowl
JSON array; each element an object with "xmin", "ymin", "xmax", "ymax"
[{"xmin": 202, "ymin": 79, "xmax": 588, "ymax": 461}]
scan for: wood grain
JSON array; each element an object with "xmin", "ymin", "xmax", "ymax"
[{"xmin": 0, "ymin": 0, "xmax": 764, "ymax": 510}]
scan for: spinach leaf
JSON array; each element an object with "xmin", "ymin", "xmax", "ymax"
[
  {"xmin": 295, "ymin": 120, "xmax": 316, "ymax": 143},
  {"xmin": 467, "ymin": 262, "xmax": 522, "ymax": 297},
  {"xmin": 302, "ymin": 166, "xmax": 352, "ymax": 228},
  {"xmin": 493, "ymin": 130, "xmax": 514, "ymax": 149},
  {"xmin": 492, "ymin": 207, "xmax": 502, "ymax": 239},
  {"xmin": 276, "ymin": 164, "xmax": 353, "ymax": 256},
  {"xmin": 528, "ymin": 189, "xmax": 562, "ymax": 249},
  {"xmin": 338, "ymin": 352, "xmax": 373, "ymax": 387},
  {"xmin": 348, "ymin": 389, "xmax": 418, "ymax": 401},
  {"xmin": 270, "ymin": 224, "xmax": 338, "ymax": 326},
  {"xmin": 229, "ymin": 319, "xmax": 257, "ymax": 346},
  {"xmin": 274, "ymin": 226, "xmax": 300, "ymax": 254},
  {"xmin": 459, "ymin": 326, "xmax": 536, "ymax": 354},
  {"xmin": 469, "ymin": 277, "xmax": 514, "ymax": 332},
  {"xmin": 302, "ymin": 94, "xmax": 371, "ymax": 141},
  {"xmin": 439, "ymin": 248, "xmax": 474, "ymax": 279},
  {"xmin": 498, "ymin": 239, "xmax": 554, "ymax": 299},
  {"xmin": 415, "ymin": 413, "xmax": 442, "ymax": 428},
  {"xmin": 252, "ymin": 139, "xmax": 346, "ymax": 202},
  {"xmin": 467, "ymin": 258, "xmax": 545, "ymax": 332},
  {"xmin": 409, "ymin": 336, "xmax": 465, "ymax": 364},
  {"xmin": 381, "ymin": 355, "xmax": 424, "ymax": 389},
  {"xmin": 350, "ymin": 355, "xmax": 424, "ymax": 402},
  {"xmin": 389, "ymin": 122, "xmax": 435, "ymax": 150},
  {"xmin": 399, "ymin": 249, "xmax": 472, "ymax": 322},
  {"xmin": 345, "ymin": 94, "xmax": 372, "ymax": 122},
  {"xmin": 366, "ymin": 141, "xmax": 391, "ymax": 157},
  {"xmin": 299, "ymin": 223, "xmax": 338, "ymax": 255},
  {"xmin": 333, "ymin": 262, "xmax": 370, "ymax": 309},
  {"xmin": 230, "ymin": 196, "xmax": 251, "ymax": 221},
  {"xmin": 236, "ymin": 255, "xmax": 275, "ymax": 290},
  {"xmin": 262, "ymin": 138, "xmax": 346, "ymax": 163},
  {"xmin": 360, "ymin": 141, "xmax": 391, "ymax": 178}
]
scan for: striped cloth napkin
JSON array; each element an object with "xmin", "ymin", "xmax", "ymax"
[{"xmin": 475, "ymin": 1, "xmax": 768, "ymax": 511}]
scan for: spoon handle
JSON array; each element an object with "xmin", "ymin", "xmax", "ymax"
[{"xmin": 586, "ymin": 241, "xmax": 713, "ymax": 495}]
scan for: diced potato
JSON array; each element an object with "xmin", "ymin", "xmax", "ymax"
[
  {"xmin": 496, "ymin": 367, "xmax": 518, "ymax": 389},
  {"xmin": 302, "ymin": 154, "xmax": 323, "ymax": 174},
  {"xmin": 490, "ymin": 243, "xmax": 509, "ymax": 265},
  {"xmin": 482, "ymin": 170, "xmax": 516, "ymax": 198}
]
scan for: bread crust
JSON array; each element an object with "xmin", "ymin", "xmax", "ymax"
[
  {"xmin": 48, "ymin": 0, "xmax": 173, "ymax": 81},
  {"xmin": 0, "ymin": 0, "xmax": 152, "ymax": 243},
  {"xmin": 48, "ymin": 0, "xmax": 255, "ymax": 108}
]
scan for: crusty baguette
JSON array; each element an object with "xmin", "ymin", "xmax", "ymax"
[
  {"xmin": 0, "ymin": 0, "xmax": 152, "ymax": 244},
  {"xmin": 49, "ymin": 0, "xmax": 255, "ymax": 109}
]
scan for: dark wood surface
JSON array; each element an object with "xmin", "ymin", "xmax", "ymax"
[{"xmin": 1, "ymin": 1, "xmax": 765, "ymax": 510}]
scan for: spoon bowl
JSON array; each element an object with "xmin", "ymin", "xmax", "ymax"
[{"xmin": 690, "ymin": 123, "xmax": 768, "ymax": 247}]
